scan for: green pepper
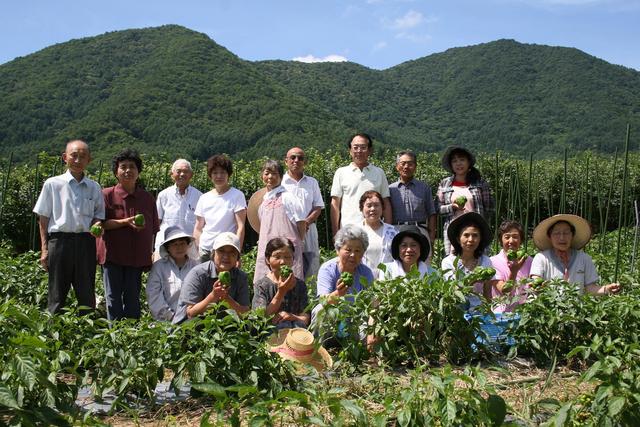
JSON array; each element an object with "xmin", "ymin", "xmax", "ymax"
[
  {"xmin": 340, "ymin": 272, "xmax": 354, "ymax": 286},
  {"xmin": 134, "ymin": 213, "xmax": 145, "ymax": 226},
  {"xmin": 280, "ymin": 265, "xmax": 293, "ymax": 279},
  {"xmin": 517, "ymin": 249, "xmax": 527, "ymax": 259},
  {"xmin": 90, "ymin": 224, "xmax": 103, "ymax": 237},
  {"xmin": 502, "ymin": 280, "xmax": 515, "ymax": 293},
  {"xmin": 507, "ymin": 249, "xmax": 518, "ymax": 261},
  {"xmin": 454, "ymin": 196, "xmax": 467, "ymax": 206},
  {"xmin": 530, "ymin": 277, "xmax": 545, "ymax": 289},
  {"xmin": 218, "ymin": 271, "xmax": 231, "ymax": 286}
]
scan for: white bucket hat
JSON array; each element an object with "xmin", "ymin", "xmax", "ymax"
[{"xmin": 159, "ymin": 226, "xmax": 194, "ymax": 259}]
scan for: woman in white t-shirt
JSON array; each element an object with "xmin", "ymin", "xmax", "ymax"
[
  {"xmin": 193, "ymin": 155, "xmax": 247, "ymax": 262},
  {"xmin": 530, "ymin": 214, "xmax": 620, "ymax": 296}
]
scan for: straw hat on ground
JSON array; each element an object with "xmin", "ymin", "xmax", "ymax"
[
  {"xmin": 268, "ymin": 328, "xmax": 332, "ymax": 373},
  {"xmin": 247, "ymin": 187, "xmax": 267, "ymax": 233},
  {"xmin": 532, "ymin": 214, "xmax": 592, "ymax": 251}
]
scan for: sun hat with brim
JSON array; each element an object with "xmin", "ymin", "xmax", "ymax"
[
  {"xmin": 532, "ymin": 214, "xmax": 592, "ymax": 251},
  {"xmin": 441, "ymin": 146, "xmax": 476, "ymax": 174},
  {"xmin": 391, "ymin": 225, "xmax": 430, "ymax": 262},
  {"xmin": 159, "ymin": 225, "xmax": 195, "ymax": 259},
  {"xmin": 212, "ymin": 232, "xmax": 241, "ymax": 254},
  {"xmin": 247, "ymin": 187, "xmax": 267, "ymax": 233},
  {"xmin": 268, "ymin": 328, "xmax": 333, "ymax": 373},
  {"xmin": 447, "ymin": 212, "xmax": 492, "ymax": 252}
]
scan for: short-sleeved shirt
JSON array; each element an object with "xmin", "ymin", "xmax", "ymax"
[
  {"xmin": 331, "ymin": 163, "xmax": 390, "ymax": 227},
  {"xmin": 379, "ymin": 259, "xmax": 435, "ymax": 280},
  {"xmin": 282, "ymin": 173, "xmax": 325, "ymax": 216},
  {"xmin": 102, "ymin": 184, "xmax": 160, "ymax": 268},
  {"xmin": 173, "ymin": 262, "xmax": 249, "ymax": 324},
  {"xmin": 316, "ymin": 257, "xmax": 374, "ymax": 303},
  {"xmin": 33, "ymin": 170, "xmax": 105, "ymax": 233},
  {"xmin": 441, "ymin": 254, "xmax": 495, "ymax": 310},
  {"xmin": 530, "ymin": 249, "xmax": 599, "ymax": 292},
  {"xmin": 155, "ymin": 184, "xmax": 202, "ymax": 251},
  {"xmin": 389, "ymin": 179, "xmax": 436, "ymax": 224},
  {"xmin": 252, "ymin": 276, "xmax": 309, "ymax": 328},
  {"xmin": 194, "ymin": 187, "xmax": 246, "ymax": 251}
]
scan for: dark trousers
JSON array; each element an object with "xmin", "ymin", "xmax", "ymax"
[
  {"xmin": 102, "ymin": 262, "xmax": 142, "ymax": 320},
  {"xmin": 47, "ymin": 232, "xmax": 96, "ymax": 314}
]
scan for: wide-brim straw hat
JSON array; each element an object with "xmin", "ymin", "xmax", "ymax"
[
  {"xmin": 532, "ymin": 214, "xmax": 592, "ymax": 251},
  {"xmin": 247, "ymin": 187, "xmax": 267, "ymax": 233},
  {"xmin": 441, "ymin": 146, "xmax": 476, "ymax": 173},
  {"xmin": 268, "ymin": 328, "xmax": 332, "ymax": 373},
  {"xmin": 158, "ymin": 225, "xmax": 195, "ymax": 259},
  {"xmin": 391, "ymin": 225, "xmax": 430, "ymax": 262},
  {"xmin": 447, "ymin": 212, "xmax": 492, "ymax": 251}
]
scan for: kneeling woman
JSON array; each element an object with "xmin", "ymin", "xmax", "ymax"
[
  {"xmin": 146, "ymin": 226, "xmax": 199, "ymax": 321},
  {"xmin": 173, "ymin": 232, "xmax": 250, "ymax": 323},
  {"xmin": 441, "ymin": 212, "xmax": 495, "ymax": 310},
  {"xmin": 379, "ymin": 225, "xmax": 434, "ymax": 280},
  {"xmin": 530, "ymin": 214, "xmax": 620, "ymax": 295},
  {"xmin": 252, "ymin": 237, "xmax": 309, "ymax": 329}
]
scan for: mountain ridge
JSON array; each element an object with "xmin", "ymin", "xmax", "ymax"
[{"xmin": 1, "ymin": 25, "xmax": 638, "ymax": 161}]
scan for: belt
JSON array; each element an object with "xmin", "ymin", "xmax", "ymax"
[
  {"xmin": 393, "ymin": 221, "xmax": 427, "ymax": 227},
  {"xmin": 48, "ymin": 232, "xmax": 91, "ymax": 239}
]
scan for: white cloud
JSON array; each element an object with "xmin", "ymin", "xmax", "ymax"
[
  {"xmin": 389, "ymin": 10, "xmax": 424, "ymax": 30},
  {"xmin": 373, "ymin": 41, "xmax": 388, "ymax": 51},
  {"xmin": 395, "ymin": 32, "xmax": 432, "ymax": 43},
  {"xmin": 292, "ymin": 54, "xmax": 348, "ymax": 63}
]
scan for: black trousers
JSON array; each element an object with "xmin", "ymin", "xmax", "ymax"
[{"xmin": 47, "ymin": 232, "xmax": 96, "ymax": 314}]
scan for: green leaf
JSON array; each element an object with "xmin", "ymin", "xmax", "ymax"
[
  {"xmin": 608, "ymin": 396, "xmax": 626, "ymax": 417},
  {"xmin": 396, "ymin": 406, "xmax": 412, "ymax": 427},
  {"xmin": 193, "ymin": 382, "xmax": 227, "ymax": 399},
  {"xmin": 486, "ymin": 394, "xmax": 506, "ymax": 426},
  {"xmin": 340, "ymin": 399, "xmax": 365, "ymax": 421},
  {"xmin": 0, "ymin": 385, "xmax": 20, "ymax": 409},
  {"xmin": 14, "ymin": 355, "xmax": 37, "ymax": 391}
]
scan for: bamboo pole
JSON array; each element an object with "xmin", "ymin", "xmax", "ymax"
[
  {"xmin": 560, "ymin": 148, "xmax": 567, "ymax": 213},
  {"xmin": 601, "ymin": 149, "xmax": 619, "ymax": 253},
  {"xmin": 614, "ymin": 124, "xmax": 630, "ymax": 282},
  {"xmin": 524, "ymin": 153, "xmax": 533, "ymax": 251},
  {"xmin": 0, "ymin": 152, "xmax": 14, "ymax": 236}
]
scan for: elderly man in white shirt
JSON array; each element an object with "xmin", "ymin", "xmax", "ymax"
[
  {"xmin": 330, "ymin": 133, "xmax": 392, "ymax": 237},
  {"xmin": 282, "ymin": 147, "xmax": 325, "ymax": 279},
  {"xmin": 33, "ymin": 140, "xmax": 105, "ymax": 314},
  {"xmin": 155, "ymin": 159, "xmax": 202, "ymax": 258}
]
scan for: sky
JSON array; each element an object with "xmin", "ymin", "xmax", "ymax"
[{"xmin": 1, "ymin": 0, "xmax": 639, "ymax": 71}]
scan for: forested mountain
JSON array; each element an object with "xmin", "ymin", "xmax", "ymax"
[{"xmin": 1, "ymin": 25, "xmax": 638, "ymax": 161}]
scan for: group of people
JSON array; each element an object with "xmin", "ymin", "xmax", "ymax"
[{"xmin": 34, "ymin": 136, "xmax": 620, "ymax": 334}]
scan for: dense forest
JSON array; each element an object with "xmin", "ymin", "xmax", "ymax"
[{"xmin": 0, "ymin": 25, "xmax": 639, "ymax": 162}]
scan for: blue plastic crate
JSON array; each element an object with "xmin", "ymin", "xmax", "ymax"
[{"xmin": 464, "ymin": 313, "xmax": 520, "ymax": 351}]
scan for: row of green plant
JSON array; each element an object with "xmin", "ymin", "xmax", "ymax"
[{"xmin": 1, "ymin": 149, "xmax": 638, "ymax": 254}]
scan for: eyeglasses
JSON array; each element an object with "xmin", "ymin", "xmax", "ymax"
[
  {"xmin": 551, "ymin": 231, "xmax": 573, "ymax": 238},
  {"xmin": 288, "ymin": 155, "xmax": 305, "ymax": 161},
  {"xmin": 351, "ymin": 145, "xmax": 369, "ymax": 152}
]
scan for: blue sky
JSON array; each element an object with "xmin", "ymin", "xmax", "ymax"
[{"xmin": 1, "ymin": 0, "xmax": 639, "ymax": 70}]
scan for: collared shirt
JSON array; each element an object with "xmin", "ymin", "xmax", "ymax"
[
  {"xmin": 389, "ymin": 178, "xmax": 436, "ymax": 224},
  {"xmin": 173, "ymin": 262, "xmax": 249, "ymax": 324},
  {"xmin": 102, "ymin": 184, "xmax": 160, "ymax": 268},
  {"xmin": 441, "ymin": 254, "xmax": 496, "ymax": 311},
  {"xmin": 33, "ymin": 170, "xmax": 105, "ymax": 233},
  {"xmin": 361, "ymin": 221, "xmax": 397, "ymax": 275},
  {"xmin": 262, "ymin": 186, "xmax": 304, "ymax": 223},
  {"xmin": 282, "ymin": 173, "xmax": 324, "ymax": 253},
  {"xmin": 436, "ymin": 176, "xmax": 494, "ymax": 224},
  {"xmin": 331, "ymin": 162, "xmax": 390, "ymax": 227},
  {"xmin": 155, "ymin": 184, "xmax": 202, "ymax": 251},
  {"xmin": 146, "ymin": 256, "xmax": 199, "ymax": 321},
  {"xmin": 530, "ymin": 249, "xmax": 599, "ymax": 292}
]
